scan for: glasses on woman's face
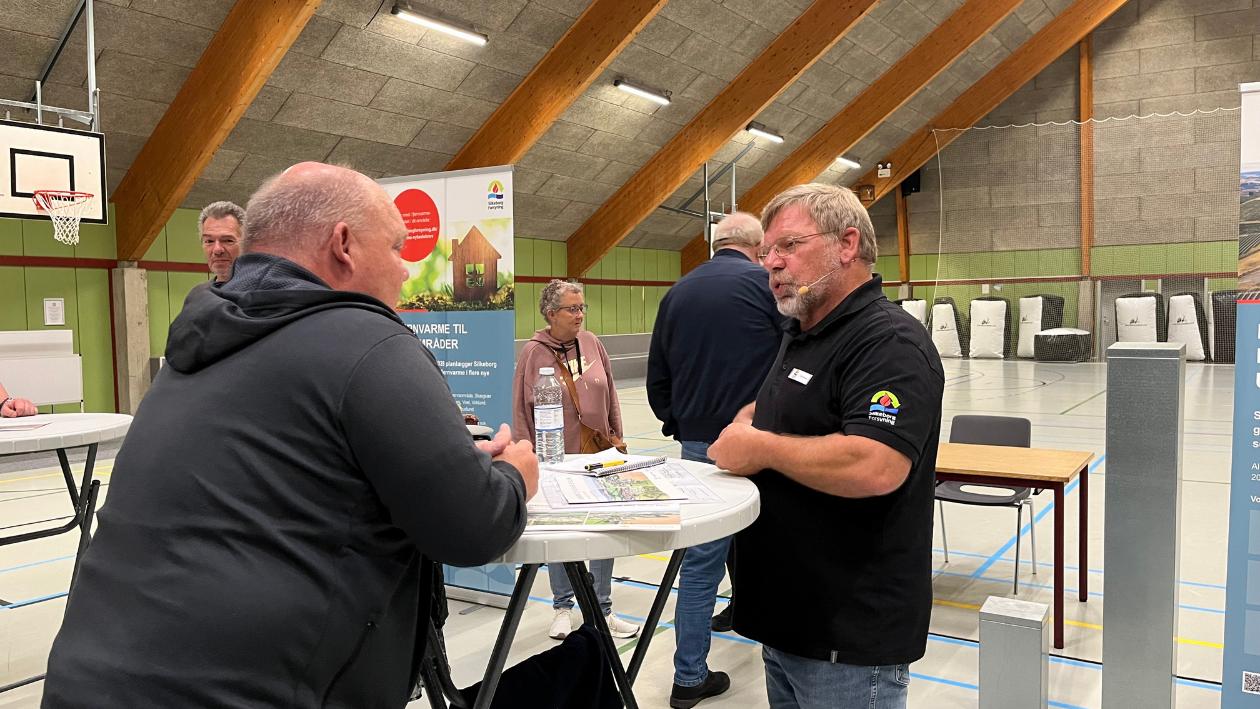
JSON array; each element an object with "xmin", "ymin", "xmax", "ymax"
[
  {"xmin": 757, "ymin": 231, "xmax": 830, "ymax": 262},
  {"xmin": 555, "ymin": 304, "xmax": 588, "ymax": 315}
]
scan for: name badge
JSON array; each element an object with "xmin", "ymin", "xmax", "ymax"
[{"xmin": 788, "ymin": 368, "xmax": 813, "ymax": 385}]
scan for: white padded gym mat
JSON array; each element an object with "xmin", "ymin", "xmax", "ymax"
[
  {"xmin": 969, "ymin": 299, "xmax": 1007, "ymax": 359},
  {"xmin": 931, "ymin": 303, "xmax": 963, "ymax": 358},
  {"xmin": 900, "ymin": 299, "xmax": 927, "ymax": 325},
  {"xmin": 1017, "ymin": 296, "xmax": 1043, "ymax": 358},
  {"xmin": 1115, "ymin": 295, "xmax": 1159, "ymax": 342},
  {"xmin": 1167, "ymin": 294, "xmax": 1205, "ymax": 361}
]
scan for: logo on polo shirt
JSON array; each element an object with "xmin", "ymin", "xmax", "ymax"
[{"xmin": 869, "ymin": 390, "xmax": 901, "ymax": 425}]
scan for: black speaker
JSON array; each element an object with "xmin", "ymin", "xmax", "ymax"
[{"xmin": 901, "ymin": 169, "xmax": 921, "ymax": 196}]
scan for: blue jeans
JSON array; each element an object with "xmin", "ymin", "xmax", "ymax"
[
  {"xmin": 763, "ymin": 646, "xmax": 909, "ymax": 709},
  {"xmin": 673, "ymin": 440, "xmax": 732, "ymax": 687},
  {"xmin": 549, "ymin": 559, "xmax": 613, "ymax": 615}
]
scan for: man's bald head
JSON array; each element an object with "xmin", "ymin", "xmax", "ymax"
[
  {"xmin": 243, "ymin": 162, "xmax": 386, "ymax": 253},
  {"xmin": 242, "ymin": 162, "xmax": 409, "ymax": 306}
]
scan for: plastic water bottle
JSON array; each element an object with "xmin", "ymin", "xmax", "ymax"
[{"xmin": 533, "ymin": 367, "xmax": 565, "ymax": 464}]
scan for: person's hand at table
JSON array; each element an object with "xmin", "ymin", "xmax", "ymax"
[
  {"xmin": 1, "ymin": 396, "xmax": 36, "ymax": 418},
  {"xmin": 475, "ymin": 423, "xmax": 513, "ymax": 457},
  {"xmin": 709, "ymin": 422, "xmax": 767, "ymax": 476},
  {"xmin": 494, "ymin": 438, "xmax": 539, "ymax": 501}
]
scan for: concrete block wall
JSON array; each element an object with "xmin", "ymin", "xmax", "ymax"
[{"xmin": 901, "ymin": 0, "xmax": 1255, "ymax": 288}]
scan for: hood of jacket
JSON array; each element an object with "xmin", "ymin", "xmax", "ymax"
[{"xmin": 164, "ymin": 252, "xmax": 404, "ymax": 373}]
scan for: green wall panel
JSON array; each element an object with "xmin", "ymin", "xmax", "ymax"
[
  {"xmin": 0, "ymin": 267, "xmax": 27, "ymax": 329},
  {"xmin": 0, "ymin": 219, "xmax": 22, "ymax": 256},
  {"xmin": 166, "ymin": 209, "xmax": 204, "ymax": 263},
  {"xmin": 148, "ymin": 271, "xmax": 170, "ymax": 357},
  {"xmin": 168, "ymin": 273, "xmax": 208, "ymax": 318},
  {"xmin": 75, "ymin": 269, "xmax": 115, "ymax": 413}
]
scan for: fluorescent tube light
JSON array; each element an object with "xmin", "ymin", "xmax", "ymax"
[
  {"xmin": 746, "ymin": 121, "xmax": 784, "ymax": 144},
  {"xmin": 613, "ymin": 78, "xmax": 671, "ymax": 106},
  {"xmin": 835, "ymin": 156, "xmax": 862, "ymax": 170},
  {"xmin": 392, "ymin": 4, "xmax": 488, "ymax": 46}
]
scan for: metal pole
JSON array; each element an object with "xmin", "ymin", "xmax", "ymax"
[
  {"xmin": 730, "ymin": 158, "xmax": 737, "ymax": 213},
  {"xmin": 31, "ymin": 0, "xmax": 86, "ymax": 103},
  {"xmin": 679, "ymin": 142, "xmax": 756, "ymax": 212},
  {"xmin": 703, "ymin": 162, "xmax": 712, "ymax": 257},
  {"xmin": 35, "ymin": 81, "xmax": 42, "ymax": 124},
  {"xmin": 86, "ymin": 0, "xmax": 98, "ymax": 130}
]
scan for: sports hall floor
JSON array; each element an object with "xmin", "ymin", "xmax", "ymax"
[{"xmin": 0, "ymin": 359, "xmax": 1233, "ymax": 707}]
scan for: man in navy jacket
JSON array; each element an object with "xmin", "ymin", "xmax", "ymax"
[{"xmin": 648, "ymin": 212, "xmax": 781, "ymax": 708}]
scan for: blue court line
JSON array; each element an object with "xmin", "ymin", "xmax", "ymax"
[
  {"xmin": 0, "ymin": 591, "xmax": 67, "ymax": 609},
  {"xmin": 931, "ymin": 567, "xmax": 1225, "ymax": 615},
  {"xmin": 970, "ymin": 455, "xmax": 1105, "ymax": 580},
  {"xmin": 0, "ymin": 555, "xmax": 74, "ymax": 575},
  {"xmin": 933, "ymin": 548, "xmax": 1227, "ymax": 591},
  {"xmin": 924, "ymin": 634, "xmax": 1221, "ymax": 692}
]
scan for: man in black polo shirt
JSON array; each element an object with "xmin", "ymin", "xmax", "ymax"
[{"xmin": 709, "ymin": 183, "xmax": 943, "ymax": 709}]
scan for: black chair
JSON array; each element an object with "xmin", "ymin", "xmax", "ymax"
[{"xmin": 936, "ymin": 415, "xmax": 1037, "ymax": 594}]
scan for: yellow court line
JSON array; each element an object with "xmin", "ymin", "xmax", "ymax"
[
  {"xmin": 637, "ymin": 553, "xmax": 671, "ymax": 563},
  {"xmin": 932, "ymin": 599, "xmax": 1221, "ymax": 649},
  {"xmin": 1, "ymin": 466, "xmax": 115, "ymax": 485}
]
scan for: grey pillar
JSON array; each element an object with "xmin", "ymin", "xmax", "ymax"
[
  {"xmin": 111, "ymin": 262, "xmax": 150, "ymax": 414},
  {"xmin": 1103, "ymin": 342, "xmax": 1186, "ymax": 709},
  {"xmin": 979, "ymin": 596, "xmax": 1050, "ymax": 709}
]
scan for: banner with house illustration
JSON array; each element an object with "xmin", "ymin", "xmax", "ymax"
[
  {"xmin": 1224, "ymin": 82, "xmax": 1260, "ymax": 706},
  {"xmin": 379, "ymin": 165, "xmax": 516, "ymax": 597}
]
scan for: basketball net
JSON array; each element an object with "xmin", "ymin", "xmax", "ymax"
[{"xmin": 33, "ymin": 190, "xmax": 94, "ymax": 246}]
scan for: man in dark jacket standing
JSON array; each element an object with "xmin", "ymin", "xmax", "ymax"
[
  {"xmin": 43, "ymin": 162, "xmax": 538, "ymax": 708},
  {"xmin": 647, "ymin": 211, "xmax": 780, "ymax": 708}
]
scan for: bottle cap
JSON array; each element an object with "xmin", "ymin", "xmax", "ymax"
[{"xmin": 539, "ymin": 366, "xmax": 555, "ymax": 375}]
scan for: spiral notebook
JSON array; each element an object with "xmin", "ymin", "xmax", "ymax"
[{"xmin": 543, "ymin": 449, "xmax": 668, "ymax": 477}]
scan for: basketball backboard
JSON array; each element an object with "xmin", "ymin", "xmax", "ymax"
[{"xmin": 0, "ymin": 118, "xmax": 106, "ymax": 223}]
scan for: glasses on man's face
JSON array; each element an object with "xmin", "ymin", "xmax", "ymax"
[
  {"xmin": 757, "ymin": 231, "xmax": 830, "ymax": 262},
  {"xmin": 555, "ymin": 304, "xmax": 588, "ymax": 315}
]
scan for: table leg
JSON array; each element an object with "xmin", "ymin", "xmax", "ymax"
[
  {"xmin": 55, "ymin": 448, "xmax": 81, "ymax": 509},
  {"xmin": 1053, "ymin": 481, "xmax": 1065, "ymax": 650},
  {"xmin": 1078, "ymin": 464, "xmax": 1088, "ymax": 602},
  {"xmin": 565, "ymin": 561, "xmax": 639, "ymax": 709},
  {"xmin": 67, "ymin": 444, "xmax": 99, "ymax": 588},
  {"xmin": 627, "ymin": 548, "xmax": 685, "ymax": 684},
  {"xmin": 470, "ymin": 563, "xmax": 539, "ymax": 709}
]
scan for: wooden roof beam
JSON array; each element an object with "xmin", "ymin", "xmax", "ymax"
[
  {"xmin": 565, "ymin": 0, "xmax": 880, "ymax": 277},
  {"xmin": 851, "ymin": 0, "xmax": 1130, "ymax": 206},
  {"xmin": 680, "ymin": 0, "xmax": 1023, "ymax": 272},
  {"xmin": 113, "ymin": 0, "xmax": 322, "ymax": 261},
  {"xmin": 445, "ymin": 0, "xmax": 666, "ymax": 170}
]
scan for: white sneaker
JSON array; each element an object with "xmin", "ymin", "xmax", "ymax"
[
  {"xmin": 548, "ymin": 609, "xmax": 573, "ymax": 640},
  {"xmin": 605, "ymin": 612, "xmax": 640, "ymax": 639}
]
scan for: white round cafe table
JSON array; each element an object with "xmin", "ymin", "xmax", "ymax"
[
  {"xmin": 489, "ymin": 458, "xmax": 760, "ymax": 564},
  {"xmin": 0, "ymin": 413, "xmax": 132, "ymax": 455},
  {"xmin": 459, "ymin": 458, "xmax": 759, "ymax": 709}
]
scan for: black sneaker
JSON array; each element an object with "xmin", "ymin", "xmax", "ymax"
[
  {"xmin": 710, "ymin": 604, "xmax": 733, "ymax": 633},
  {"xmin": 670, "ymin": 671, "xmax": 731, "ymax": 709}
]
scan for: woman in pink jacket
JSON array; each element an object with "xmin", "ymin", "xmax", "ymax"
[{"xmin": 512, "ymin": 279, "xmax": 641, "ymax": 641}]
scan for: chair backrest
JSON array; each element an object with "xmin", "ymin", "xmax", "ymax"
[{"xmin": 948, "ymin": 415, "xmax": 1031, "ymax": 448}]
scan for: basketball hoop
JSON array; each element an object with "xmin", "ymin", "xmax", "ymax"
[{"xmin": 32, "ymin": 190, "xmax": 94, "ymax": 246}]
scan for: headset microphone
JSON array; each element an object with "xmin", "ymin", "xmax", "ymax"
[{"xmin": 796, "ymin": 267, "xmax": 843, "ymax": 295}]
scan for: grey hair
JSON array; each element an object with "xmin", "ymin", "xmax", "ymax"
[
  {"xmin": 711, "ymin": 211, "xmax": 763, "ymax": 249},
  {"xmin": 538, "ymin": 279, "xmax": 583, "ymax": 318},
  {"xmin": 242, "ymin": 168, "xmax": 378, "ymax": 251},
  {"xmin": 198, "ymin": 201, "xmax": 245, "ymax": 231},
  {"xmin": 760, "ymin": 183, "xmax": 878, "ymax": 263}
]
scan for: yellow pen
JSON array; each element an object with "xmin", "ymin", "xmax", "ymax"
[{"xmin": 584, "ymin": 460, "xmax": 626, "ymax": 471}]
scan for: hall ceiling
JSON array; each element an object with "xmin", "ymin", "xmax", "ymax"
[{"xmin": 0, "ymin": 0, "xmax": 1070, "ymax": 251}]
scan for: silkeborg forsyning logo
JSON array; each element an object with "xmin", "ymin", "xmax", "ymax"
[
  {"xmin": 869, "ymin": 390, "xmax": 901, "ymax": 426},
  {"xmin": 487, "ymin": 180, "xmax": 505, "ymax": 210}
]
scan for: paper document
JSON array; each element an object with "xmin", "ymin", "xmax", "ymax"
[
  {"xmin": 556, "ymin": 471, "xmax": 686, "ymax": 505},
  {"xmin": 527, "ymin": 505, "xmax": 681, "ymax": 531},
  {"xmin": 0, "ymin": 421, "xmax": 51, "ymax": 432}
]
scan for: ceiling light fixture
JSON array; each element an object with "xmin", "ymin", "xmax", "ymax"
[
  {"xmin": 391, "ymin": 3, "xmax": 488, "ymax": 46},
  {"xmin": 613, "ymin": 78, "xmax": 671, "ymax": 106},
  {"xmin": 835, "ymin": 155, "xmax": 862, "ymax": 170},
  {"xmin": 745, "ymin": 121, "xmax": 784, "ymax": 144}
]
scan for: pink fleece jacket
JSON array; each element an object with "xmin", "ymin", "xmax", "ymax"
[{"xmin": 512, "ymin": 328, "xmax": 623, "ymax": 454}]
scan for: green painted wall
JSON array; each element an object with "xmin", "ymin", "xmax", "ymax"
[{"xmin": 514, "ymin": 239, "xmax": 679, "ymax": 339}]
